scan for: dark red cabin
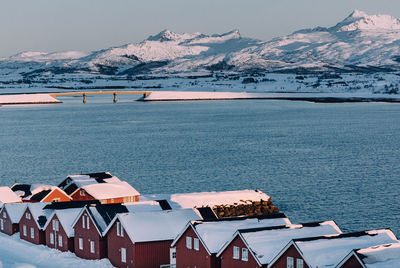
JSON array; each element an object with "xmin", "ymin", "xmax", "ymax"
[
  {"xmin": 0, "ymin": 203, "xmax": 27, "ymax": 235},
  {"xmin": 19, "ymin": 203, "xmax": 50, "ymax": 245}
]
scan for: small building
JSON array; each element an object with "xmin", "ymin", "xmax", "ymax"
[
  {"xmin": 268, "ymin": 229, "xmax": 399, "ymax": 268},
  {"xmin": 42, "ymin": 200, "xmax": 100, "ymax": 253},
  {"xmin": 19, "ymin": 202, "xmax": 51, "ymax": 245},
  {"xmin": 104, "ymin": 209, "xmax": 202, "ymax": 268},
  {"xmin": 0, "ymin": 203, "xmax": 27, "ymax": 235},
  {"xmin": 57, "ymin": 172, "xmax": 140, "ymax": 203},
  {"xmin": 0, "ymin": 186, "xmax": 22, "ymax": 207},
  {"xmin": 171, "ymin": 213, "xmax": 291, "ymax": 268},
  {"xmin": 217, "ymin": 221, "xmax": 342, "ymax": 268},
  {"xmin": 11, "ymin": 184, "xmax": 71, "ymax": 203},
  {"xmin": 337, "ymin": 243, "xmax": 400, "ymax": 268}
]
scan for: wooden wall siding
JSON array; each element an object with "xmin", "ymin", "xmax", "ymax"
[
  {"xmin": 74, "ymin": 212, "xmax": 107, "ymax": 259},
  {"xmin": 176, "ymin": 227, "xmax": 218, "ymax": 268},
  {"xmin": 339, "ymin": 255, "xmax": 364, "ymax": 268},
  {"xmin": 107, "ymin": 219, "xmax": 135, "ymax": 267},
  {"xmin": 18, "ymin": 208, "xmax": 45, "ymax": 245},
  {"xmin": 70, "ymin": 190, "xmax": 96, "ymax": 202},
  {"xmin": 0, "ymin": 209, "xmax": 19, "ymax": 235},
  {"xmin": 45, "ymin": 214, "xmax": 74, "ymax": 252},
  {"xmin": 134, "ymin": 240, "xmax": 172, "ymax": 268},
  {"xmin": 220, "ymin": 235, "xmax": 261, "ymax": 268},
  {"xmin": 270, "ymin": 245, "xmax": 309, "ymax": 268},
  {"xmin": 42, "ymin": 189, "xmax": 71, "ymax": 203}
]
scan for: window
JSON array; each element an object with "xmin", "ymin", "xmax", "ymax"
[
  {"xmin": 117, "ymin": 222, "xmax": 124, "ymax": 237},
  {"xmin": 58, "ymin": 235, "xmax": 63, "ymax": 247},
  {"xmin": 193, "ymin": 238, "xmax": 199, "ymax": 251},
  {"xmin": 53, "ymin": 219, "xmax": 59, "ymax": 231},
  {"xmin": 3, "ymin": 211, "xmax": 6, "ymax": 218},
  {"xmin": 297, "ymin": 259, "xmax": 304, "ymax": 268},
  {"xmin": 50, "ymin": 233, "xmax": 54, "ymax": 244},
  {"xmin": 26, "ymin": 212, "xmax": 31, "ymax": 220},
  {"xmin": 287, "ymin": 257, "xmax": 294, "ymax": 268},
  {"xmin": 30, "ymin": 227, "xmax": 35, "ymax": 239},
  {"xmin": 23, "ymin": 225, "xmax": 27, "ymax": 236},
  {"xmin": 233, "ymin": 246, "xmax": 240, "ymax": 260},
  {"xmin": 0, "ymin": 219, "xmax": 3, "ymax": 231},
  {"xmin": 186, "ymin": 236, "xmax": 192, "ymax": 249},
  {"xmin": 90, "ymin": 240, "xmax": 95, "ymax": 253},
  {"xmin": 172, "ymin": 252, "xmax": 176, "ymax": 258},
  {"xmin": 82, "ymin": 215, "xmax": 86, "ymax": 229},
  {"xmin": 86, "ymin": 215, "xmax": 90, "ymax": 230},
  {"xmin": 78, "ymin": 238, "xmax": 83, "ymax": 250},
  {"xmin": 80, "ymin": 190, "xmax": 86, "ymax": 196},
  {"xmin": 121, "ymin": 247, "xmax": 126, "ymax": 263},
  {"xmin": 242, "ymin": 248, "xmax": 248, "ymax": 261},
  {"xmin": 53, "ymin": 198, "xmax": 60, "ymax": 202}
]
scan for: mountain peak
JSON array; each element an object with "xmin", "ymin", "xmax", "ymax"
[
  {"xmin": 147, "ymin": 29, "xmax": 181, "ymax": 42},
  {"xmin": 334, "ymin": 10, "xmax": 400, "ymax": 32}
]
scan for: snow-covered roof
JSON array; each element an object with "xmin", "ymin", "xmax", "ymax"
[
  {"xmin": 44, "ymin": 208, "xmax": 82, "ymax": 237},
  {"xmin": 11, "ymin": 184, "xmax": 68, "ymax": 202},
  {"xmin": 1, "ymin": 203, "xmax": 27, "ymax": 223},
  {"xmin": 218, "ymin": 221, "xmax": 342, "ymax": 265},
  {"xmin": 117, "ymin": 209, "xmax": 202, "ymax": 243},
  {"xmin": 291, "ymin": 229, "xmax": 399, "ymax": 268},
  {"xmin": 124, "ymin": 201, "xmax": 164, "ymax": 213},
  {"xmin": 0, "ymin": 187, "xmax": 22, "ymax": 206},
  {"xmin": 142, "ymin": 189, "xmax": 270, "ymax": 209},
  {"xmin": 81, "ymin": 181, "xmax": 140, "ymax": 200},
  {"xmin": 27, "ymin": 202, "xmax": 52, "ymax": 229},
  {"xmin": 67, "ymin": 174, "xmax": 121, "ymax": 188},
  {"xmin": 346, "ymin": 243, "xmax": 400, "ymax": 268},
  {"xmin": 173, "ymin": 214, "xmax": 291, "ymax": 254}
]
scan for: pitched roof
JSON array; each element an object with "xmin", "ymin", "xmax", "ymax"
[
  {"xmin": 85, "ymin": 203, "xmax": 130, "ymax": 234},
  {"xmin": 217, "ymin": 220, "xmax": 342, "ymax": 265},
  {"xmin": 1, "ymin": 203, "xmax": 27, "ymax": 223},
  {"xmin": 117, "ymin": 209, "xmax": 202, "ymax": 243},
  {"xmin": 26, "ymin": 202, "xmax": 52, "ymax": 229},
  {"xmin": 142, "ymin": 189, "xmax": 270, "ymax": 209},
  {"xmin": 172, "ymin": 214, "xmax": 291, "ymax": 254},
  {"xmin": 81, "ymin": 181, "xmax": 140, "ymax": 200},
  {"xmin": 58, "ymin": 172, "xmax": 121, "ymax": 195},
  {"xmin": 0, "ymin": 187, "xmax": 22, "ymax": 206},
  {"xmin": 289, "ymin": 229, "xmax": 399, "ymax": 268},
  {"xmin": 11, "ymin": 184, "xmax": 68, "ymax": 202},
  {"xmin": 44, "ymin": 208, "xmax": 82, "ymax": 237},
  {"xmin": 354, "ymin": 243, "xmax": 400, "ymax": 268}
]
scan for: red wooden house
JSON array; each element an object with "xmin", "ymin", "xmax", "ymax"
[
  {"xmin": 0, "ymin": 186, "xmax": 22, "ymax": 207},
  {"xmin": 268, "ymin": 229, "xmax": 399, "ymax": 268},
  {"xmin": 19, "ymin": 202, "xmax": 51, "ymax": 245},
  {"xmin": 57, "ymin": 172, "xmax": 140, "ymax": 204},
  {"xmin": 104, "ymin": 209, "xmax": 202, "ymax": 268},
  {"xmin": 216, "ymin": 221, "xmax": 342, "ymax": 268},
  {"xmin": 337, "ymin": 243, "xmax": 400, "ymax": 268},
  {"xmin": 72, "ymin": 203, "xmax": 131, "ymax": 260},
  {"xmin": 171, "ymin": 213, "xmax": 291, "ymax": 268},
  {"xmin": 11, "ymin": 184, "xmax": 71, "ymax": 203},
  {"xmin": 0, "ymin": 203, "xmax": 27, "ymax": 235}
]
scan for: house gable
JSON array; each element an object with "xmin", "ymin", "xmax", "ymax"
[
  {"xmin": 269, "ymin": 243, "xmax": 310, "ymax": 268},
  {"xmin": 41, "ymin": 188, "xmax": 71, "ymax": 203},
  {"xmin": 337, "ymin": 252, "xmax": 365, "ymax": 268}
]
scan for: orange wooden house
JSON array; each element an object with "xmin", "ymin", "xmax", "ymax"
[{"xmin": 11, "ymin": 184, "xmax": 71, "ymax": 203}]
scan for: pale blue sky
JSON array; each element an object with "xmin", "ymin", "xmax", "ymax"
[{"xmin": 1, "ymin": 0, "xmax": 399, "ymax": 57}]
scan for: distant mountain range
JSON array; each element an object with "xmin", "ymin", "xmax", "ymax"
[{"xmin": 1, "ymin": 10, "xmax": 400, "ymax": 92}]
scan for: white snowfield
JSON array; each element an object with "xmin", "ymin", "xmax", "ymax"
[
  {"xmin": 0, "ymin": 232, "xmax": 112, "ymax": 268},
  {"xmin": 0, "ymin": 94, "xmax": 60, "ymax": 105},
  {"xmin": 0, "ymin": 187, "xmax": 22, "ymax": 206}
]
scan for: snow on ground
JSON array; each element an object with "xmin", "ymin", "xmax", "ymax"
[
  {"xmin": 0, "ymin": 233, "xmax": 112, "ymax": 268},
  {"xmin": 0, "ymin": 94, "xmax": 60, "ymax": 105}
]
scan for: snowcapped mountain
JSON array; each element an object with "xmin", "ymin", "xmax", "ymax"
[{"xmin": 1, "ymin": 10, "xmax": 400, "ymax": 92}]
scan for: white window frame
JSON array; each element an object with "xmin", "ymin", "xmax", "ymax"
[
  {"xmin": 30, "ymin": 227, "xmax": 35, "ymax": 239},
  {"xmin": 53, "ymin": 219, "xmax": 59, "ymax": 232},
  {"xmin": 26, "ymin": 212, "xmax": 31, "ymax": 220},
  {"xmin": 23, "ymin": 225, "xmax": 27, "ymax": 236},
  {"xmin": 90, "ymin": 240, "xmax": 95, "ymax": 253},
  {"xmin": 242, "ymin": 248, "xmax": 248, "ymax": 261},
  {"xmin": 3, "ymin": 211, "xmax": 6, "ymax": 218},
  {"xmin": 82, "ymin": 215, "xmax": 86, "ymax": 229},
  {"xmin": 186, "ymin": 236, "xmax": 192, "ymax": 249},
  {"xmin": 58, "ymin": 234, "xmax": 63, "ymax": 247},
  {"xmin": 297, "ymin": 258, "xmax": 304, "ymax": 268},
  {"xmin": 86, "ymin": 215, "xmax": 90, "ymax": 230},
  {"xmin": 233, "ymin": 246, "xmax": 240, "ymax": 260},
  {"xmin": 287, "ymin": 256, "xmax": 294, "ymax": 268},
  {"xmin": 50, "ymin": 233, "xmax": 54, "ymax": 244},
  {"xmin": 193, "ymin": 238, "xmax": 199, "ymax": 251},
  {"xmin": 121, "ymin": 247, "xmax": 126, "ymax": 263},
  {"xmin": 78, "ymin": 237, "xmax": 83, "ymax": 250},
  {"xmin": 0, "ymin": 219, "xmax": 3, "ymax": 231},
  {"xmin": 80, "ymin": 190, "xmax": 86, "ymax": 196}
]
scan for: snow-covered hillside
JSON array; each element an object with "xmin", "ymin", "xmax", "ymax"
[{"xmin": 1, "ymin": 10, "xmax": 400, "ymax": 94}]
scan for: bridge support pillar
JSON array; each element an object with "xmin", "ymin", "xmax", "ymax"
[
  {"xmin": 113, "ymin": 93, "xmax": 117, "ymax": 103},
  {"xmin": 83, "ymin": 93, "xmax": 86, "ymax": 104}
]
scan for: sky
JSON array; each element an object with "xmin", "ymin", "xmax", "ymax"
[{"xmin": 1, "ymin": 0, "xmax": 400, "ymax": 57}]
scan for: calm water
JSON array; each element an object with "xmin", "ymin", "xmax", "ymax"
[{"xmin": 1, "ymin": 96, "xmax": 400, "ymax": 235}]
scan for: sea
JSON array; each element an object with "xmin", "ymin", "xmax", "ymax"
[{"xmin": 1, "ymin": 95, "xmax": 399, "ymax": 235}]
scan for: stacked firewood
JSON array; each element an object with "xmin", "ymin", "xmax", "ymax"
[{"xmin": 211, "ymin": 198, "xmax": 279, "ymax": 218}]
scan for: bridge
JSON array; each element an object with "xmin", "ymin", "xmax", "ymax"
[{"xmin": 49, "ymin": 91, "xmax": 152, "ymax": 103}]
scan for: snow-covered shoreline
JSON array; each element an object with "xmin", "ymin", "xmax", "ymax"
[{"xmin": 0, "ymin": 94, "xmax": 61, "ymax": 105}]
